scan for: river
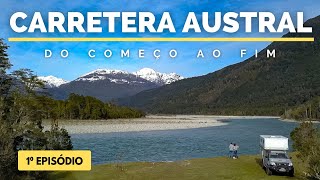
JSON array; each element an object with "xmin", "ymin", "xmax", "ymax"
[{"xmin": 71, "ymin": 117, "xmax": 298, "ymax": 165}]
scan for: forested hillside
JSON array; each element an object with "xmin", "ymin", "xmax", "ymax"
[
  {"xmin": 38, "ymin": 93, "xmax": 145, "ymax": 120},
  {"xmin": 118, "ymin": 16, "xmax": 320, "ymax": 116}
]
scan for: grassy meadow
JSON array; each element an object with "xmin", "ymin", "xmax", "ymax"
[{"xmin": 50, "ymin": 154, "xmax": 306, "ymax": 180}]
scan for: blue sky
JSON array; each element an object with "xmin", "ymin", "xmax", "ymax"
[{"xmin": 0, "ymin": 0, "xmax": 319, "ymax": 80}]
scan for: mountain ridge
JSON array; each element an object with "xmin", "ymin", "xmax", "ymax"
[
  {"xmin": 42, "ymin": 68, "xmax": 183, "ymax": 101},
  {"xmin": 117, "ymin": 15, "xmax": 320, "ymax": 115},
  {"xmin": 41, "ymin": 68, "xmax": 183, "ymax": 87}
]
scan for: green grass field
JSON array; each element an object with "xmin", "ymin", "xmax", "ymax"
[{"xmin": 50, "ymin": 154, "xmax": 306, "ymax": 180}]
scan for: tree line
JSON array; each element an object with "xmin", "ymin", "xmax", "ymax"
[
  {"xmin": 291, "ymin": 122, "xmax": 320, "ymax": 179},
  {"xmin": 38, "ymin": 93, "xmax": 145, "ymax": 120},
  {"xmin": 285, "ymin": 97, "xmax": 320, "ymax": 179},
  {"xmin": 282, "ymin": 96, "xmax": 320, "ymax": 121}
]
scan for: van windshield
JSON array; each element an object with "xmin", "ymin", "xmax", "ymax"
[{"xmin": 270, "ymin": 153, "xmax": 288, "ymax": 159}]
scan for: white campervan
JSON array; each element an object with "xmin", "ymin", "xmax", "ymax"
[{"xmin": 260, "ymin": 135, "xmax": 294, "ymax": 176}]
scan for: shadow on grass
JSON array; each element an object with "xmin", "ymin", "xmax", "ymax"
[{"xmin": 255, "ymin": 158, "xmax": 264, "ymax": 169}]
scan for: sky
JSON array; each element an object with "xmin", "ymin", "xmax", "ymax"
[{"xmin": 0, "ymin": 0, "xmax": 319, "ymax": 80}]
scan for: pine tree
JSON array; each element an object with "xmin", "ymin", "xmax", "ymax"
[
  {"xmin": 0, "ymin": 38, "xmax": 11, "ymax": 74},
  {"xmin": 0, "ymin": 39, "xmax": 12, "ymax": 98}
]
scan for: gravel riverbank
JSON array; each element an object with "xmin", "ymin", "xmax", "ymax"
[{"xmin": 42, "ymin": 115, "xmax": 279, "ymax": 134}]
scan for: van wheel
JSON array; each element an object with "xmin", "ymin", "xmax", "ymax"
[
  {"xmin": 288, "ymin": 170, "xmax": 294, "ymax": 177},
  {"xmin": 266, "ymin": 168, "xmax": 272, "ymax": 176}
]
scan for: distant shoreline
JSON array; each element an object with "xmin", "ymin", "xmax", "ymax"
[
  {"xmin": 280, "ymin": 118, "xmax": 320, "ymax": 123},
  {"xmin": 43, "ymin": 115, "xmax": 281, "ymax": 134}
]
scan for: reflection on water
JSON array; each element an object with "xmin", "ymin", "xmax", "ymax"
[{"xmin": 71, "ymin": 118, "xmax": 298, "ymax": 164}]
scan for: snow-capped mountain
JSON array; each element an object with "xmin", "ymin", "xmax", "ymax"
[
  {"xmin": 42, "ymin": 68, "xmax": 183, "ymax": 101},
  {"xmin": 38, "ymin": 76, "xmax": 68, "ymax": 88},
  {"xmin": 76, "ymin": 68, "xmax": 183, "ymax": 85},
  {"xmin": 134, "ymin": 68, "xmax": 183, "ymax": 85},
  {"xmin": 76, "ymin": 69, "xmax": 130, "ymax": 83}
]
